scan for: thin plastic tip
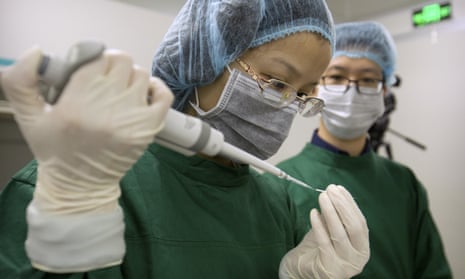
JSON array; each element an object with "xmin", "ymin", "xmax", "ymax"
[{"xmin": 286, "ymin": 175, "xmax": 324, "ymax": 193}]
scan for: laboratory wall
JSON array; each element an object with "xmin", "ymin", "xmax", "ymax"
[
  {"xmin": 1, "ymin": 0, "xmax": 464, "ymax": 277},
  {"xmin": 270, "ymin": 1, "xmax": 465, "ymax": 277},
  {"xmin": 0, "ymin": 0, "xmax": 175, "ymax": 187}
]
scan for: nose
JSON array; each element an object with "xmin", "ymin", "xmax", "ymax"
[{"xmin": 347, "ymin": 79, "xmax": 358, "ymax": 87}]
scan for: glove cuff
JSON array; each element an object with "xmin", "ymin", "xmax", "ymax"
[{"xmin": 25, "ymin": 201, "xmax": 125, "ymax": 273}]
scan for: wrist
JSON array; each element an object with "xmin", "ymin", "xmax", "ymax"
[{"xmin": 35, "ymin": 165, "xmax": 121, "ymax": 214}]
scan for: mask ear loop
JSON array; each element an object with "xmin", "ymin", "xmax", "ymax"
[
  {"xmin": 193, "ymin": 65, "xmax": 233, "ymax": 107},
  {"xmin": 193, "ymin": 87, "xmax": 200, "ymax": 107}
]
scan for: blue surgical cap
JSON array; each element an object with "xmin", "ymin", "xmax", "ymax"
[
  {"xmin": 334, "ymin": 21, "xmax": 397, "ymax": 86},
  {"xmin": 152, "ymin": 0, "xmax": 335, "ymax": 111}
]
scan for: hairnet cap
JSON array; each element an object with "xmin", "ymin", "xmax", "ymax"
[
  {"xmin": 250, "ymin": 0, "xmax": 334, "ymax": 50},
  {"xmin": 152, "ymin": 0, "xmax": 335, "ymax": 111},
  {"xmin": 334, "ymin": 21, "xmax": 397, "ymax": 86}
]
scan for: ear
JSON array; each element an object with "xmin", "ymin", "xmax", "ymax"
[
  {"xmin": 307, "ymin": 85, "xmax": 316, "ymax": 97},
  {"xmin": 314, "ymin": 84, "xmax": 321, "ymax": 97},
  {"xmin": 382, "ymin": 85, "xmax": 388, "ymax": 97}
]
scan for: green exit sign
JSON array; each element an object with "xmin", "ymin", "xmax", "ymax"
[{"xmin": 412, "ymin": 2, "xmax": 452, "ymax": 27}]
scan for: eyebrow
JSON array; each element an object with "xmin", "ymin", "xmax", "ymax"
[
  {"xmin": 270, "ymin": 57, "xmax": 300, "ymax": 76},
  {"xmin": 327, "ymin": 65, "xmax": 382, "ymax": 76},
  {"xmin": 269, "ymin": 57, "xmax": 319, "ymax": 86}
]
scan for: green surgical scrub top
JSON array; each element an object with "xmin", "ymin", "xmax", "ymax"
[
  {"xmin": 269, "ymin": 143, "xmax": 452, "ymax": 279},
  {"xmin": 0, "ymin": 144, "xmax": 319, "ymax": 278}
]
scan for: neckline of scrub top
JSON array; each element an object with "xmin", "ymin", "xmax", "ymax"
[
  {"xmin": 310, "ymin": 129, "xmax": 372, "ymax": 156},
  {"xmin": 148, "ymin": 143, "xmax": 252, "ymax": 188},
  {"xmin": 304, "ymin": 139, "xmax": 378, "ymax": 169}
]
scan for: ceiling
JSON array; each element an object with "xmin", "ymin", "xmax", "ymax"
[{"xmin": 114, "ymin": 0, "xmax": 432, "ymax": 22}]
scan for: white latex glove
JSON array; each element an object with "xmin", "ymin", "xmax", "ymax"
[
  {"xmin": 1, "ymin": 46, "xmax": 173, "ymax": 272},
  {"xmin": 279, "ymin": 185, "xmax": 370, "ymax": 279}
]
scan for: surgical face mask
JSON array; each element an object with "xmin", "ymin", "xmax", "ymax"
[
  {"xmin": 190, "ymin": 68, "xmax": 298, "ymax": 160},
  {"xmin": 318, "ymin": 85, "xmax": 385, "ymax": 140}
]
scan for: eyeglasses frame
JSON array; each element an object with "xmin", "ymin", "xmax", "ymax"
[
  {"xmin": 235, "ymin": 58, "xmax": 324, "ymax": 115},
  {"xmin": 320, "ymin": 76, "xmax": 385, "ymax": 95}
]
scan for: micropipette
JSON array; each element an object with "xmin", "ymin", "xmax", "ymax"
[{"xmin": 0, "ymin": 41, "xmax": 322, "ymax": 192}]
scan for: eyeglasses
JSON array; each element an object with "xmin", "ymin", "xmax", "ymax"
[
  {"xmin": 236, "ymin": 58, "xmax": 325, "ymax": 117},
  {"xmin": 320, "ymin": 75, "xmax": 384, "ymax": 95}
]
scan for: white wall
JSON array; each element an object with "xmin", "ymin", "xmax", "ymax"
[
  {"xmin": 271, "ymin": 1, "xmax": 465, "ymax": 277},
  {"xmin": 0, "ymin": 0, "xmax": 175, "ymax": 187},
  {"xmin": 0, "ymin": 0, "xmax": 174, "ymax": 69},
  {"xmin": 377, "ymin": 3, "xmax": 465, "ymax": 277}
]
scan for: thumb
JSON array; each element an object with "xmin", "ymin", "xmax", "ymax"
[
  {"xmin": 2, "ymin": 46, "xmax": 46, "ymax": 118},
  {"xmin": 146, "ymin": 76, "xmax": 174, "ymax": 132}
]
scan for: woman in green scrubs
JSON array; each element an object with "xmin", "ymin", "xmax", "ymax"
[{"xmin": 0, "ymin": 1, "xmax": 370, "ymax": 278}]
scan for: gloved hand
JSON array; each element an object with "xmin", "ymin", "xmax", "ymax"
[
  {"xmin": 279, "ymin": 185, "xmax": 370, "ymax": 279},
  {"xmin": 1, "ymin": 46, "xmax": 173, "ymax": 272}
]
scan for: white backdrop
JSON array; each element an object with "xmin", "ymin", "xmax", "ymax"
[{"xmin": 0, "ymin": 0, "xmax": 173, "ymax": 70}]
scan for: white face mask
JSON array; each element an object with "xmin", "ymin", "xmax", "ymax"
[
  {"xmin": 190, "ymin": 68, "xmax": 298, "ymax": 160},
  {"xmin": 318, "ymin": 85, "xmax": 385, "ymax": 140}
]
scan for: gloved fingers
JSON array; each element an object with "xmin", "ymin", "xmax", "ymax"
[
  {"xmin": 125, "ymin": 64, "xmax": 150, "ymax": 107},
  {"xmin": 109, "ymin": 72, "xmax": 172, "ymax": 143},
  {"xmin": 319, "ymin": 185, "xmax": 349, "ymax": 248},
  {"xmin": 309, "ymin": 208, "xmax": 340, "ymax": 271},
  {"xmin": 126, "ymin": 77, "xmax": 174, "ymax": 137},
  {"xmin": 60, "ymin": 50, "xmax": 110, "ymax": 103},
  {"xmin": 104, "ymin": 49, "xmax": 133, "ymax": 90},
  {"xmin": 309, "ymin": 208, "xmax": 332, "ymax": 252},
  {"xmin": 319, "ymin": 185, "xmax": 366, "ymax": 266},
  {"xmin": 2, "ymin": 46, "xmax": 46, "ymax": 118},
  {"xmin": 328, "ymin": 185, "xmax": 369, "ymax": 253},
  {"xmin": 61, "ymin": 49, "xmax": 133, "ymax": 105},
  {"xmin": 147, "ymin": 77, "xmax": 174, "ymax": 109}
]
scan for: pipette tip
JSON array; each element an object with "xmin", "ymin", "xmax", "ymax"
[{"xmin": 286, "ymin": 175, "xmax": 324, "ymax": 193}]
